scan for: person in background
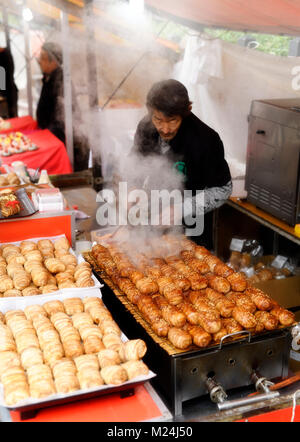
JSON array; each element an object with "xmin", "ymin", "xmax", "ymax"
[
  {"xmin": 133, "ymin": 79, "xmax": 232, "ymax": 250},
  {"xmin": 36, "ymin": 42, "xmax": 89, "ymax": 171},
  {"xmin": 0, "ymin": 46, "xmax": 18, "ymax": 118}
]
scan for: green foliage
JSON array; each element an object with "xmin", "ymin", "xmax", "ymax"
[{"xmin": 204, "ymin": 28, "xmax": 292, "ymax": 56}]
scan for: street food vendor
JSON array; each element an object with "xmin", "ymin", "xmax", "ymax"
[
  {"xmin": 36, "ymin": 42, "xmax": 89, "ymax": 171},
  {"xmin": 132, "ymin": 79, "xmax": 232, "ymax": 249}
]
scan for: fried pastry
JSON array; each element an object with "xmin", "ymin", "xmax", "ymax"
[
  {"xmin": 43, "ymin": 300, "xmax": 65, "ymax": 316},
  {"xmin": 0, "ymin": 323, "xmax": 17, "ymax": 352},
  {"xmin": 54, "ymin": 237, "xmax": 70, "ymax": 251},
  {"xmin": 52, "ymin": 358, "xmax": 80, "ymax": 393},
  {"xmin": 232, "ymin": 306, "xmax": 257, "ymax": 329},
  {"xmin": 44, "ymin": 258, "xmax": 66, "ymax": 274},
  {"xmin": 59, "ymin": 253, "xmax": 78, "ymax": 267},
  {"xmin": 270, "ymin": 306, "xmax": 295, "ymax": 326},
  {"xmin": 42, "ymin": 284, "xmax": 59, "ymax": 294},
  {"xmin": 31, "ymin": 267, "xmax": 49, "ymax": 287},
  {"xmin": 2, "ymin": 366, "xmax": 30, "ymax": 405},
  {"xmin": 27, "ymin": 363, "xmax": 56, "ymax": 398},
  {"xmin": 245, "ymin": 287, "xmax": 273, "ymax": 311},
  {"xmin": 63, "ymin": 297, "xmax": 84, "ymax": 315},
  {"xmin": 3, "ymin": 289, "xmax": 22, "ymax": 297},
  {"xmin": 207, "ymin": 275, "xmax": 231, "ymax": 294},
  {"xmin": 102, "ymin": 333, "xmax": 124, "ymax": 352},
  {"xmin": 168, "ymin": 327, "xmax": 192, "ymax": 349},
  {"xmin": 122, "ymin": 339, "xmax": 147, "ymax": 361},
  {"xmin": 13, "ymin": 270, "xmax": 31, "ymax": 290},
  {"xmin": 37, "ymin": 239, "xmax": 54, "ymax": 251},
  {"xmin": 74, "ymin": 354, "xmax": 104, "ymax": 389},
  {"xmin": 122, "ymin": 360, "xmax": 149, "ymax": 380},
  {"xmin": 227, "ymin": 272, "xmax": 248, "ymax": 292},
  {"xmin": 20, "ymin": 346, "xmax": 44, "ymax": 369},
  {"xmin": 20, "ymin": 241, "xmax": 37, "ymax": 254},
  {"xmin": 24, "ymin": 249, "xmax": 43, "ymax": 262},
  {"xmin": 97, "ymin": 349, "xmax": 121, "ymax": 368},
  {"xmin": 0, "ymin": 275, "xmax": 14, "ymax": 292},
  {"xmin": 100, "ymin": 364, "xmax": 128, "ymax": 385},
  {"xmin": 6, "ymin": 254, "xmax": 26, "ymax": 265},
  {"xmin": 21, "ymin": 285, "xmax": 41, "ymax": 297},
  {"xmin": 99, "ymin": 319, "xmax": 121, "ymax": 336},
  {"xmin": 183, "ymin": 323, "xmax": 212, "ymax": 347},
  {"xmin": 24, "ymin": 304, "xmax": 47, "ymax": 321},
  {"xmin": 0, "ymin": 351, "xmax": 21, "ymax": 379}
]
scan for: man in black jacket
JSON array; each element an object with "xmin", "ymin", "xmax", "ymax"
[
  {"xmin": 36, "ymin": 42, "xmax": 89, "ymax": 171},
  {"xmin": 133, "ymin": 79, "xmax": 232, "ymax": 249},
  {"xmin": 0, "ymin": 46, "xmax": 18, "ymax": 118}
]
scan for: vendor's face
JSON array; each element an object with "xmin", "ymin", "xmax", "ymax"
[
  {"xmin": 151, "ymin": 109, "xmax": 182, "ymax": 141},
  {"xmin": 38, "ymin": 50, "xmax": 58, "ymax": 74}
]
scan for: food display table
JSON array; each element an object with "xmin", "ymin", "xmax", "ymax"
[
  {"xmin": 227, "ymin": 198, "xmax": 300, "ymax": 246},
  {"xmin": 1, "ymin": 129, "xmax": 73, "ymax": 175},
  {"xmin": 0, "ymin": 116, "xmax": 38, "ymax": 135}
]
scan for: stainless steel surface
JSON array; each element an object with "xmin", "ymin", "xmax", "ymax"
[
  {"xmin": 245, "ymin": 98, "xmax": 300, "ymax": 226},
  {"xmin": 218, "ymin": 330, "xmax": 251, "ymax": 350},
  {"xmin": 217, "ymin": 390, "xmax": 280, "ymax": 411},
  {"xmin": 179, "ymin": 330, "xmax": 290, "ymax": 403}
]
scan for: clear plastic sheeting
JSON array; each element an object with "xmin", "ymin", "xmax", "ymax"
[{"xmin": 174, "ymin": 35, "xmax": 300, "ymax": 178}]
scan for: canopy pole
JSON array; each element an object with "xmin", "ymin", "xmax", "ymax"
[
  {"xmin": 60, "ymin": 10, "xmax": 74, "ymax": 168},
  {"xmin": 23, "ymin": 1, "xmax": 33, "ymax": 117}
]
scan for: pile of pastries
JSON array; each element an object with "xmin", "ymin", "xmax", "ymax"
[
  {"xmin": 0, "ymin": 189, "xmax": 21, "ymax": 218},
  {"xmin": 0, "ymin": 172, "xmax": 21, "ymax": 187},
  {"xmin": 91, "ymin": 234, "xmax": 295, "ymax": 351},
  {"xmin": 229, "ymin": 251, "xmax": 293, "ymax": 283},
  {"xmin": 0, "ymin": 237, "xmax": 95, "ymax": 297},
  {"xmin": 0, "ymin": 296, "xmax": 149, "ymax": 405},
  {"xmin": 0, "ymin": 132, "xmax": 38, "ymax": 157}
]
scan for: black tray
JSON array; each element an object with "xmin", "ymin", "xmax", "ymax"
[{"xmin": 0, "ymin": 188, "xmax": 37, "ymax": 220}]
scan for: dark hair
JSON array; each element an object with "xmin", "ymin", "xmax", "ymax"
[
  {"xmin": 42, "ymin": 42, "xmax": 63, "ymax": 66},
  {"xmin": 146, "ymin": 79, "xmax": 192, "ymax": 118}
]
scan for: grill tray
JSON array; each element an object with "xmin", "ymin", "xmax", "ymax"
[{"xmin": 84, "ymin": 252, "xmax": 292, "ymax": 416}]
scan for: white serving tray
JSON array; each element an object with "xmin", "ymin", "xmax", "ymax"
[{"xmin": 0, "ymin": 290, "xmax": 155, "ymax": 411}]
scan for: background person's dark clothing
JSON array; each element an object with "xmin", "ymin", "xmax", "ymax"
[
  {"xmin": 133, "ymin": 112, "xmax": 232, "ymax": 249},
  {"xmin": 0, "ymin": 47, "xmax": 18, "ymax": 118},
  {"xmin": 36, "ymin": 67, "xmax": 89, "ymax": 171}
]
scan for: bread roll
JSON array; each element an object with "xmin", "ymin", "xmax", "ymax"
[
  {"xmin": 100, "ymin": 364, "xmax": 128, "ymax": 385},
  {"xmin": 122, "ymin": 360, "xmax": 149, "ymax": 380}
]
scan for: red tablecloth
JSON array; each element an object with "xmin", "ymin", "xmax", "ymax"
[
  {"xmin": 1, "ymin": 129, "xmax": 73, "ymax": 175},
  {"xmin": 0, "ymin": 116, "xmax": 38, "ymax": 135},
  {"xmin": 10, "ymin": 385, "xmax": 164, "ymax": 422}
]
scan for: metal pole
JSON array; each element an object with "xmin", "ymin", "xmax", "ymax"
[
  {"xmin": 84, "ymin": 0, "xmax": 99, "ymax": 110},
  {"xmin": 23, "ymin": 4, "xmax": 33, "ymax": 117},
  {"xmin": 84, "ymin": 0, "xmax": 101, "ymax": 183},
  {"xmin": 60, "ymin": 10, "xmax": 74, "ymax": 168},
  {"xmin": 2, "ymin": 6, "xmax": 10, "ymax": 51}
]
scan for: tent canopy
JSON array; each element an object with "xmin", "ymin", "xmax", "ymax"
[{"xmin": 145, "ymin": 0, "xmax": 300, "ymax": 36}]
